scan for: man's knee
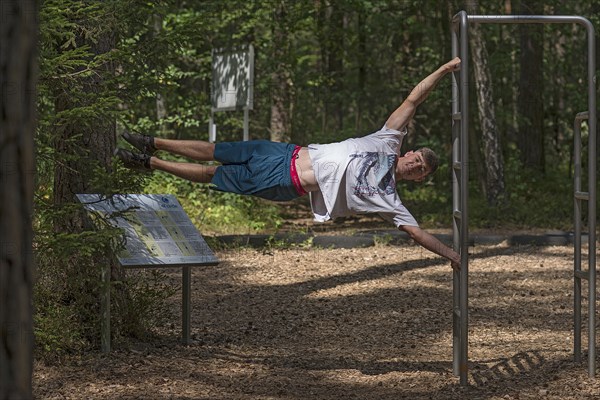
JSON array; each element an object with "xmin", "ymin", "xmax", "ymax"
[{"xmin": 206, "ymin": 142, "xmax": 216, "ymax": 157}]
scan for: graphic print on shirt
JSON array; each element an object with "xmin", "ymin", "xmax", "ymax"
[{"xmin": 350, "ymin": 152, "xmax": 397, "ymax": 197}]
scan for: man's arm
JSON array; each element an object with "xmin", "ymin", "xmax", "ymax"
[
  {"xmin": 385, "ymin": 57, "xmax": 461, "ymax": 131},
  {"xmin": 400, "ymin": 224, "xmax": 461, "ymax": 271}
]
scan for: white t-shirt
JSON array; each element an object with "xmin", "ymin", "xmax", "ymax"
[{"xmin": 308, "ymin": 125, "xmax": 418, "ymax": 227}]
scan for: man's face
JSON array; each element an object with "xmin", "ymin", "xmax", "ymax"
[{"xmin": 395, "ymin": 150, "xmax": 430, "ymax": 182}]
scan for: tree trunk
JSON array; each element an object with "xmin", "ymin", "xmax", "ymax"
[
  {"xmin": 0, "ymin": 1, "xmax": 37, "ymax": 398},
  {"xmin": 51, "ymin": 13, "xmax": 124, "ymax": 343},
  {"xmin": 517, "ymin": 0, "xmax": 545, "ymax": 172},
  {"xmin": 355, "ymin": 10, "xmax": 366, "ymax": 133},
  {"xmin": 269, "ymin": 0, "xmax": 292, "ymax": 143},
  {"xmin": 53, "ymin": 32, "xmax": 117, "ymax": 228},
  {"xmin": 315, "ymin": 0, "xmax": 326, "ymax": 135},
  {"xmin": 328, "ymin": 3, "xmax": 344, "ymax": 132},
  {"xmin": 153, "ymin": 14, "xmax": 170, "ymax": 138},
  {"xmin": 316, "ymin": 0, "xmax": 344, "ymax": 134},
  {"xmin": 466, "ymin": 1, "xmax": 505, "ymax": 205}
]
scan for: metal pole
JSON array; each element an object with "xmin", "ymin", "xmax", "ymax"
[
  {"xmin": 451, "ymin": 21, "xmax": 461, "ymax": 378},
  {"xmin": 101, "ymin": 264, "xmax": 111, "ymax": 353},
  {"xmin": 182, "ymin": 266, "xmax": 191, "ymax": 345},
  {"xmin": 458, "ymin": 11, "xmax": 470, "ymax": 387},
  {"xmin": 584, "ymin": 19, "xmax": 596, "ymax": 379},
  {"xmin": 573, "ymin": 112, "xmax": 586, "ymax": 363},
  {"xmin": 209, "ymin": 112, "xmax": 216, "ymax": 143},
  {"xmin": 468, "ymin": 15, "xmax": 593, "ymax": 25},
  {"xmin": 243, "ymin": 108, "xmax": 249, "ymax": 141}
]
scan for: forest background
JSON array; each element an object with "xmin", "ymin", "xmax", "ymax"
[{"xmin": 25, "ymin": 0, "xmax": 600, "ymax": 363}]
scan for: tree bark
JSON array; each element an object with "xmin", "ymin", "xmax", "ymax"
[
  {"xmin": 316, "ymin": 0, "xmax": 344, "ymax": 134},
  {"xmin": 52, "ymin": 30, "xmax": 117, "ymax": 230},
  {"xmin": 355, "ymin": 10, "xmax": 366, "ymax": 133},
  {"xmin": 517, "ymin": 0, "xmax": 545, "ymax": 172},
  {"xmin": 269, "ymin": 0, "xmax": 292, "ymax": 143},
  {"xmin": 466, "ymin": 1, "xmax": 505, "ymax": 205},
  {"xmin": 0, "ymin": 1, "xmax": 37, "ymax": 398},
  {"xmin": 327, "ymin": 3, "xmax": 344, "ymax": 132},
  {"xmin": 50, "ymin": 8, "xmax": 124, "ymax": 340},
  {"xmin": 153, "ymin": 14, "xmax": 170, "ymax": 138}
]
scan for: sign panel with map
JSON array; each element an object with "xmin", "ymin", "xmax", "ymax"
[{"xmin": 76, "ymin": 194, "xmax": 219, "ymax": 267}]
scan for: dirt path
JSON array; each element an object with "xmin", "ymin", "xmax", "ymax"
[{"xmin": 34, "ymin": 242, "xmax": 599, "ymax": 399}]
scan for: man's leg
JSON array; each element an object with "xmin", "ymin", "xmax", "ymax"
[
  {"xmin": 153, "ymin": 138, "xmax": 216, "ymax": 162},
  {"xmin": 122, "ymin": 132, "xmax": 216, "ymax": 161},
  {"xmin": 150, "ymin": 157, "xmax": 217, "ymax": 183}
]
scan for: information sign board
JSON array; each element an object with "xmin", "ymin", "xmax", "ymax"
[{"xmin": 76, "ymin": 194, "xmax": 218, "ymax": 267}]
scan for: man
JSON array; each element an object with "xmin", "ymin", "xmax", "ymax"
[{"xmin": 115, "ymin": 57, "xmax": 462, "ymax": 270}]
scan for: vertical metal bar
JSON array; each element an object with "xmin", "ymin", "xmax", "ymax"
[
  {"xmin": 585, "ymin": 21, "xmax": 596, "ymax": 378},
  {"xmin": 458, "ymin": 10, "xmax": 470, "ymax": 386},
  {"xmin": 574, "ymin": 114, "xmax": 583, "ymax": 363},
  {"xmin": 451, "ymin": 21, "xmax": 461, "ymax": 377},
  {"xmin": 243, "ymin": 108, "xmax": 249, "ymax": 141},
  {"xmin": 209, "ymin": 112, "xmax": 216, "ymax": 143},
  {"xmin": 182, "ymin": 266, "xmax": 191, "ymax": 345},
  {"xmin": 101, "ymin": 264, "xmax": 111, "ymax": 353}
]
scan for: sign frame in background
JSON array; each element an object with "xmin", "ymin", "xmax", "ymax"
[
  {"xmin": 209, "ymin": 45, "xmax": 254, "ymax": 142},
  {"xmin": 77, "ymin": 194, "xmax": 219, "ymax": 352}
]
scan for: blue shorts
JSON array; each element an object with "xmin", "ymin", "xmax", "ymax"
[{"xmin": 211, "ymin": 140, "xmax": 301, "ymax": 202}]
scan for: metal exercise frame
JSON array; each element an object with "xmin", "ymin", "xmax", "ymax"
[{"xmin": 451, "ymin": 11, "xmax": 597, "ymax": 385}]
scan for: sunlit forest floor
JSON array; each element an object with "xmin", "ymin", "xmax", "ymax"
[{"xmin": 34, "ymin": 241, "xmax": 599, "ymax": 399}]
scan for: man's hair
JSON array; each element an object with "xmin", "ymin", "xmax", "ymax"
[{"xmin": 417, "ymin": 147, "xmax": 439, "ymax": 175}]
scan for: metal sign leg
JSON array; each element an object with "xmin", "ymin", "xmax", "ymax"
[{"xmin": 182, "ymin": 266, "xmax": 191, "ymax": 345}]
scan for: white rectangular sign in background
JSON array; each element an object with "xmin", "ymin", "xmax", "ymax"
[
  {"xmin": 211, "ymin": 45, "xmax": 254, "ymax": 111},
  {"xmin": 77, "ymin": 194, "xmax": 219, "ymax": 267}
]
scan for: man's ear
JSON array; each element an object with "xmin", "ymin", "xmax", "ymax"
[{"xmin": 402, "ymin": 150, "xmax": 414, "ymax": 157}]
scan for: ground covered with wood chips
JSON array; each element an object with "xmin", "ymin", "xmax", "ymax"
[{"xmin": 34, "ymin": 240, "xmax": 599, "ymax": 399}]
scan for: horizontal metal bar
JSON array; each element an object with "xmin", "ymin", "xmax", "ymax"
[
  {"xmin": 575, "ymin": 270, "xmax": 589, "ymax": 281},
  {"xmin": 575, "ymin": 191, "xmax": 590, "ymax": 201},
  {"xmin": 466, "ymin": 15, "xmax": 592, "ymax": 27},
  {"xmin": 452, "ymin": 112, "xmax": 462, "ymax": 120}
]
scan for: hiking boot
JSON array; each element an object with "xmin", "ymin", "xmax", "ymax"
[
  {"xmin": 122, "ymin": 131, "xmax": 157, "ymax": 155},
  {"xmin": 114, "ymin": 148, "xmax": 152, "ymax": 172}
]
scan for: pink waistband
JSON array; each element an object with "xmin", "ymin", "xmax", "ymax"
[{"xmin": 290, "ymin": 145, "xmax": 308, "ymax": 197}]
